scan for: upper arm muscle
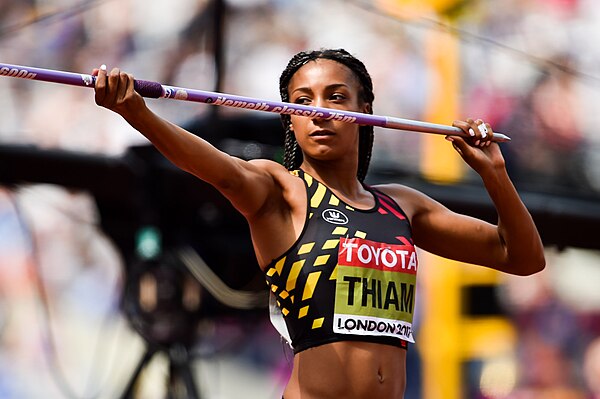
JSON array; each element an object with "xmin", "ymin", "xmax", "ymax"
[
  {"xmin": 378, "ymin": 184, "xmax": 507, "ymax": 269},
  {"xmin": 215, "ymin": 158, "xmax": 286, "ymax": 218}
]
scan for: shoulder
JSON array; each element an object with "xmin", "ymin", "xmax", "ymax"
[
  {"xmin": 247, "ymin": 159, "xmax": 301, "ymax": 184},
  {"xmin": 247, "ymin": 158, "xmax": 286, "ymax": 172},
  {"xmin": 372, "ymin": 183, "xmax": 444, "ymax": 221},
  {"xmin": 247, "ymin": 159, "xmax": 306, "ymax": 200}
]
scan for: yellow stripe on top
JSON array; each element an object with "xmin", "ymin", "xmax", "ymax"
[
  {"xmin": 330, "ymin": 265, "xmax": 339, "ymax": 280},
  {"xmin": 329, "ymin": 194, "xmax": 340, "ymax": 206},
  {"xmin": 311, "ymin": 183, "xmax": 327, "ymax": 208},
  {"xmin": 322, "ymin": 239, "xmax": 339, "ymax": 250},
  {"xmin": 286, "ymin": 260, "xmax": 305, "ymax": 292},
  {"xmin": 304, "ymin": 173, "xmax": 313, "ymax": 187},
  {"xmin": 298, "ymin": 242, "xmax": 315, "ymax": 255},
  {"xmin": 302, "ymin": 271, "xmax": 322, "ymax": 300},
  {"xmin": 299, "ymin": 305, "xmax": 309, "ymax": 319},
  {"xmin": 313, "ymin": 255, "xmax": 330, "ymax": 266},
  {"xmin": 355, "ymin": 230, "xmax": 367, "ymax": 239},
  {"xmin": 312, "ymin": 318, "xmax": 324, "ymax": 329},
  {"xmin": 332, "ymin": 226, "xmax": 348, "ymax": 235},
  {"xmin": 275, "ymin": 257, "xmax": 286, "ymax": 276}
]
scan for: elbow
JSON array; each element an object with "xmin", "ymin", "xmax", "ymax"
[
  {"xmin": 534, "ymin": 252, "xmax": 546, "ymax": 274},
  {"xmin": 520, "ymin": 260, "xmax": 545, "ymax": 276},
  {"xmin": 510, "ymin": 250, "xmax": 546, "ymax": 276},
  {"xmin": 529, "ymin": 244, "xmax": 547, "ymax": 275}
]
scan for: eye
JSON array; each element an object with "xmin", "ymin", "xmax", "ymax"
[
  {"xmin": 330, "ymin": 93, "xmax": 347, "ymax": 102},
  {"xmin": 293, "ymin": 96, "xmax": 311, "ymax": 105}
]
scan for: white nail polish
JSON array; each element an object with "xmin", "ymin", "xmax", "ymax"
[
  {"xmin": 469, "ymin": 128, "xmax": 475, "ymax": 137},
  {"xmin": 100, "ymin": 64, "xmax": 107, "ymax": 71}
]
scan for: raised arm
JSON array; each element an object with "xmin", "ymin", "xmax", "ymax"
[
  {"xmin": 385, "ymin": 119, "xmax": 545, "ymax": 276},
  {"xmin": 93, "ymin": 66, "xmax": 280, "ymax": 217}
]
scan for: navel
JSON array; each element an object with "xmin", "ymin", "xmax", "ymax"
[{"xmin": 377, "ymin": 368, "xmax": 385, "ymax": 383}]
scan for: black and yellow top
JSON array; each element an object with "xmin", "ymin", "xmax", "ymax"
[{"xmin": 265, "ymin": 169, "xmax": 418, "ymax": 354}]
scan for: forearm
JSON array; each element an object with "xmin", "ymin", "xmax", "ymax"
[
  {"xmin": 94, "ymin": 66, "xmax": 243, "ymax": 190},
  {"xmin": 481, "ymin": 167, "xmax": 545, "ymax": 275}
]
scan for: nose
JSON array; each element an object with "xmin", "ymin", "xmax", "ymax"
[
  {"xmin": 311, "ymin": 95, "xmax": 328, "ymax": 110},
  {"xmin": 311, "ymin": 97, "xmax": 327, "ymax": 123}
]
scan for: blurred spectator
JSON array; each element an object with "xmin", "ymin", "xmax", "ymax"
[
  {"xmin": 498, "ymin": 248, "xmax": 600, "ymax": 398},
  {"xmin": 505, "ymin": 330, "xmax": 587, "ymax": 399},
  {"xmin": 584, "ymin": 337, "xmax": 600, "ymax": 398},
  {"xmin": 500, "ymin": 56, "xmax": 588, "ymax": 193}
]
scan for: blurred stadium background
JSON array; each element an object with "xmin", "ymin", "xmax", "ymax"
[{"xmin": 1, "ymin": 0, "xmax": 600, "ymax": 398}]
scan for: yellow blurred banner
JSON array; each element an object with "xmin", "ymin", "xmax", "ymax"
[
  {"xmin": 376, "ymin": 0, "xmax": 463, "ymax": 18},
  {"xmin": 419, "ymin": 252, "xmax": 516, "ymax": 399},
  {"xmin": 421, "ymin": 25, "xmax": 464, "ymax": 183},
  {"xmin": 395, "ymin": 0, "xmax": 461, "ymax": 13},
  {"xmin": 374, "ymin": 0, "xmax": 465, "ymax": 183}
]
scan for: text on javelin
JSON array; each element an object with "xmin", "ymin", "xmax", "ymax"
[
  {"xmin": 213, "ymin": 96, "xmax": 357, "ymax": 123},
  {"xmin": 0, "ymin": 67, "xmax": 37, "ymax": 80}
]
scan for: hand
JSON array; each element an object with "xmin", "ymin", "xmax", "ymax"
[
  {"xmin": 447, "ymin": 118, "xmax": 506, "ymax": 176},
  {"xmin": 92, "ymin": 65, "xmax": 146, "ymax": 119}
]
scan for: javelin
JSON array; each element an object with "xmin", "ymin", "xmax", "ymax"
[{"xmin": 0, "ymin": 62, "xmax": 510, "ymax": 142}]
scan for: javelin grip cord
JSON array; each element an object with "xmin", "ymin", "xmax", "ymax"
[{"xmin": 0, "ymin": 62, "xmax": 511, "ymax": 142}]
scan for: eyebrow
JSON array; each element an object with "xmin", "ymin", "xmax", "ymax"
[{"xmin": 290, "ymin": 83, "xmax": 351, "ymax": 96}]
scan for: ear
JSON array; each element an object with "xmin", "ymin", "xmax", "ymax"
[{"xmin": 358, "ymin": 103, "xmax": 372, "ymax": 127}]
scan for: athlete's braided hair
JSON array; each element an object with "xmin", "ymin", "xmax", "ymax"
[{"xmin": 279, "ymin": 49, "xmax": 375, "ymax": 182}]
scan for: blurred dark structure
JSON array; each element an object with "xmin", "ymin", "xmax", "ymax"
[
  {"xmin": 1, "ymin": 122, "xmax": 599, "ymax": 255},
  {"xmin": 0, "ymin": 115, "xmax": 281, "ymax": 399}
]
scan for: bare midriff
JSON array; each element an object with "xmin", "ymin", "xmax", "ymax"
[{"xmin": 282, "ymin": 341, "xmax": 407, "ymax": 399}]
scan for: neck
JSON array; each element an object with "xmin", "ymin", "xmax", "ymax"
[{"xmin": 300, "ymin": 160, "xmax": 365, "ymax": 200}]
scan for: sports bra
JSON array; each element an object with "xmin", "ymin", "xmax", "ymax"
[{"xmin": 265, "ymin": 169, "xmax": 418, "ymax": 354}]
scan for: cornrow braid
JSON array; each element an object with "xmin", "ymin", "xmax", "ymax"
[{"xmin": 279, "ymin": 48, "xmax": 375, "ymax": 182}]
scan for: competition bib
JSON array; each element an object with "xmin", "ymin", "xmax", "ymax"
[{"xmin": 333, "ymin": 237, "xmax": 417, "ymax": 343}]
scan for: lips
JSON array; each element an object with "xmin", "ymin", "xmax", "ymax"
[{"xmin": 309, "ymin": 130, "xmax": 335, "ymax": 137}]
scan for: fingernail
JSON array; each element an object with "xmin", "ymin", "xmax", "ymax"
[
  {"xmin": 475, "ymin": 140, "xmax": 480, "ymax": 146},
  {"xmin": 100, "ymin": 64, "xmax": 107, "ymax": 71},
  {"xmin": 469, "ymin": 128, "xmax": 475, "ymax": 137},
  {"xmin": 445, "ymin": 136, "xmax": 454, "ymax": 142}
]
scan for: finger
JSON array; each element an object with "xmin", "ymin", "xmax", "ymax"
[
  {"xmin": 446, "ymin": 135, "xmax": 468, "ymax": 157},
  {"xmin": 105, "ymin": 67, "xmax": 122, "ymax": 107},
  {"xmin": 125, "ymin": 73, "xmax": 137, "ymax": 98},
  {"xmin": 463, "ymin": 118, "xmax": 480, "ymax": 145},
  {"xmin": 452, "ymin": 119, "xmax": 473, "ymax": 138},
  {"xmin": 475, "ymin": 119, "xmax": 488, "ymax": 137},
  {"xmin": 469, "ymin": 118, "xmax": 491, "ymax": 148},
  {"xmin": 94, "ymin": 64, "xmax": 108, "ymax": 105},
  {"xmin": 452, "ymin": 119, "xmax": 471, "ymax": 130},
  {"xmin": 116, "ymin": 72, "xmax": 129, "ymax": 106},
  {"xmin": 475, "ymin": 119, "xmax": 493, "ymax": 148},
  {"xmin": 485, "ymin": 122, "xmax": 494, "ymax": 143}
]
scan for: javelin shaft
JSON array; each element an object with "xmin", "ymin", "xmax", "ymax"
[{"xmin": 0, "ymin": 62, "xmax": 511, "ymax": 142}]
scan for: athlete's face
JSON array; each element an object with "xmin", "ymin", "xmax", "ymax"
[{"xmin": 286, "ymin": 59, "xmax": 371, "ymax": 164}]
